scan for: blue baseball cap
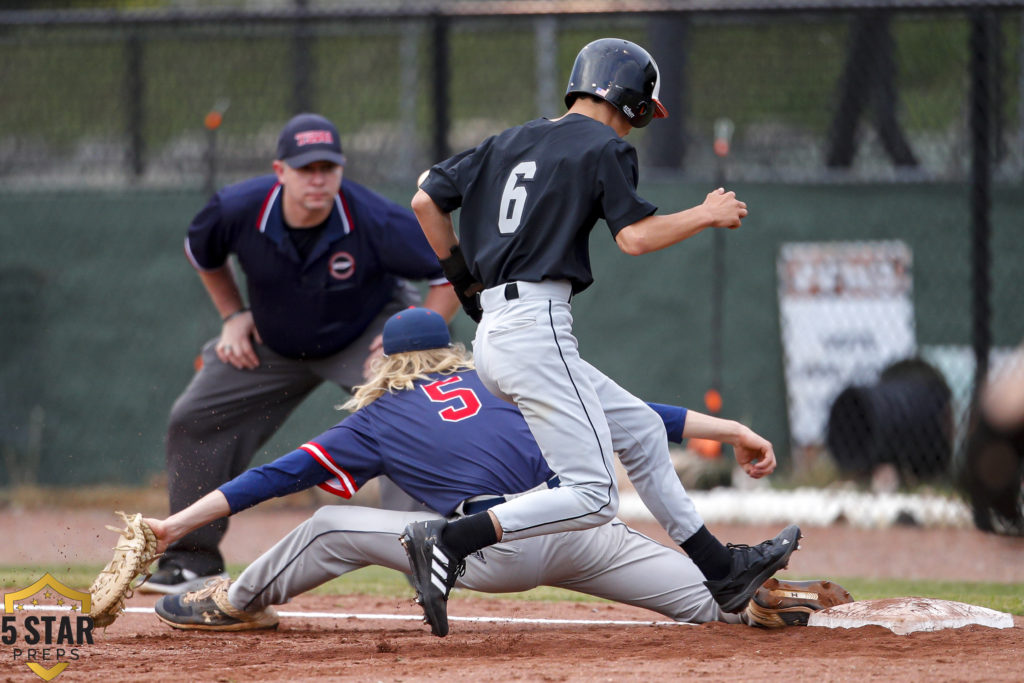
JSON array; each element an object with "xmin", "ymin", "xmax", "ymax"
[
  {"xmin": 382, "ymin": 308, "xmax": 450, "ymax": 355},
  {"xmin": 276, "ymin": 113, "xmax": 346, "ymax": 168}
]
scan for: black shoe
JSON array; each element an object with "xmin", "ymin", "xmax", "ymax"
[
  {"xmin": 745, "ymin": 577, "xmax": 854, "ymax": 628},
  {"xmin": 399, "ymin": 519, "xmax": 465, "ymax": 637},
  {"xmin": 136, "ymin": 562, "xmax": 229, "ymax": 595},
  {"xmin": 704, "ymin": 524, "xmax": 802, "ymax": 613},
  {"xmin": 154, "ymin": 578, "xmax": 278, "ymax": 631}
]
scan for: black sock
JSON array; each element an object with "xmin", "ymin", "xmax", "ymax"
[
  {"xmin": 441, "ymin": 512, "xmax": 499, "ymax": 559},
  {"xmin": 680, "ymin": 525, "xmax": 733, "ymax": 581}
]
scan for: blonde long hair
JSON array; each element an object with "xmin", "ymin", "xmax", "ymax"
[{"xmin": 342, "ymin": 343, "xmax": 474, "ymax": 411}]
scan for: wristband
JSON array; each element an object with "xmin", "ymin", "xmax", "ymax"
[
  {"xmin": 440, "ymin": 245, "xmax": 483, "ymax": 297},
  {"xmin": 222, "ymin": 307, "xmax": 250, "ymax": 323}
]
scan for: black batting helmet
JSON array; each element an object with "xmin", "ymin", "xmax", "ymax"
[{"xmin": 564, "ymin": 38, "xmax": 669, "ymax": 128}]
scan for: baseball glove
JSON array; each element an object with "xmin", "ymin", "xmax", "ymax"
[{"xmin": 88, "ymin": 511, "xmax": 160, "ymax": 627}]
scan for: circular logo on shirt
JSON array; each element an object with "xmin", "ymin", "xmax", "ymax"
[{"xmin": 329, "ymin": 251, "xmax": 355, "ymax": 280}]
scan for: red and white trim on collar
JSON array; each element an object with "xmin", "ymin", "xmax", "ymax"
[
  {"xmin": 300, "ymin": 442, "xmax": 357, "ymax": 499},
  {"xmin": 256, "ymin": 184, "xmax": 353, "ymax": 235},
  {"xmin": 334, "ymin": 192, "xmax": 353, "ymax": 235},
  {"xmin": 257, "ymin": 184, "xmax": 282, "ymax": 233}
]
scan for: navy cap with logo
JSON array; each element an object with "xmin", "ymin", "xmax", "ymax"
[
  {"xmin": 382, "ymin": 308, "xmax": 451, "ymax": 355},
  {"xmin": 276, "ymin": 113, "xmax": 346, "ymax": 168}
]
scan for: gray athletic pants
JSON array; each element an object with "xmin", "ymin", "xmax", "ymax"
[
  {"xmin": 474, "ymin": 280, "xmax": 705, "ymax": 545},
  {"xmin": 163, "ymin": 284, "xmax": 420, "ymax": 575},
  {"xmin": 227, "ymin": 505, "xmax": 743, "ymax": 626}
]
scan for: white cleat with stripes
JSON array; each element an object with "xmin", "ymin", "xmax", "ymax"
[{"xmin": 399, "ymin": 519, "xmax": 465, "ymax": 637}]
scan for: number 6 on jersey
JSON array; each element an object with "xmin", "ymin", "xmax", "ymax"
[{"xmin": 498, "ymin": 161, "xmax": 537, "ymax": 234}]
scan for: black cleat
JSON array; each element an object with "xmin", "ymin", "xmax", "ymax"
[
  {"xmin": 136, "ymin": 562, "xmax": 229, "ymax": 595},
  {"xmin": 704, "ymin": 524, "xmax": 802, "ymax": 613},
  {"xmin": 399, "ymin": 519, "xmax": 465, "ymax": 637}
]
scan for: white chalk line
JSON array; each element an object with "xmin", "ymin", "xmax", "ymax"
[{"xmin": 120, "ymin": 606, "xmax": 690, "ymax": 627}]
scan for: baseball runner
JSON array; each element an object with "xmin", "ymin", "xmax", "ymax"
[
  {"xmin": 146, "ymin": 113, "xmax": 458, "ymax": 594},
  {"xmin": 407, "ymin": 38, "xmax": 800, "ymax": 636},
  {"xmin": 145, "ymin": 309, "xmax": 845, "ymax": 633}
]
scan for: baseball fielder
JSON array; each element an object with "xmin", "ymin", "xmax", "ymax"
[
  {"xmin": 408, "ymin": 38, "xmax": 799, "ymax": 635},
  {"xmin": 147, "ymin": 309, "xmax": 836, "ymax": 633}
]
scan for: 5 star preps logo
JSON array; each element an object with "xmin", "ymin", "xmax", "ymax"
[{"xmin": 3, "ymin": 574, "xmax": 94, "ymax": 681}]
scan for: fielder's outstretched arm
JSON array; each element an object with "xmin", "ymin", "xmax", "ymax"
[
  {"xmin": 145, "ymin": 443, "xmax": 340, "ymax": 553},
  {"xmin": 143, "ymin": 401, "xmax": 702, "ymax": 553},
  {"xmin": 146, "ymin": 491, "xmax": 230, "ymax": 555}
]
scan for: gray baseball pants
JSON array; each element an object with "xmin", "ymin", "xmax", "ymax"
[
  {"xmin": 227, "ymin": 505, "xmax": 743, "ymax": 626},
  {"xmin": 474, "ymin": 280, "xmax": 705, "ymax": 545},
  {"xmin": 163, "ymin": 284, "xmax": 421, "ymax": 575}
]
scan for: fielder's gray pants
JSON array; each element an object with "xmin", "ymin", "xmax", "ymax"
[
  {"xmin": 163, "ymin": 285, "xmax": 420, "ymax": 575},
  {"xmin": 474, "ymin": 280, "xmax": 705, "ymax": 545},
  {"xmin": 227, "ymin": 506, "xmax": 744, "ymax": 626}
]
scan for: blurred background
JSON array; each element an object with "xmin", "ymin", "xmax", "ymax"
[{"xmin": 1, "ymin": 0, "xmax": 1022, "ymax": 533}]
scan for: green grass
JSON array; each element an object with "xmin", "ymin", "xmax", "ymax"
[
  {"xmin": 1, "ymin": 565, "xmax": 104, "ymax": 592},
  {"xmin": 3, "ymin": 565, "xmax": 1021, "ymax": 616}
]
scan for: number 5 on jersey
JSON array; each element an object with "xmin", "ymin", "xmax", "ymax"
[
  {"xmin": 422, "ymin": 376, "xmax": 482, "ymax": 422},
  {"xmin": 498, "ymin": 161, "xmax": 537, "ymax": 234}
]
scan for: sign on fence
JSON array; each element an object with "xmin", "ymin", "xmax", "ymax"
[{"xmin": 777, "ymin": 241, "xmax": 915, "ymax": 448}]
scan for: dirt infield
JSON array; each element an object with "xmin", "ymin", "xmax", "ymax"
[
  {"xmin": 4, "ymin": 505, "xmax": 1024, "ymax": 681},
  {"xmin": 40, "ymin": 593, "xmax": 1022, "ymax": 682}
]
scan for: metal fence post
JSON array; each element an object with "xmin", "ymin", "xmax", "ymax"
[
  {"xmin": 969, "ymin": 9, "xmax": 994, "ymax": 399},
  {"xmin": 534, "ymin": 16, "xmax": 559, "ymax": 118},
  {"xmin": 124, "ymin": 31, "xmax": 144, "ymax": 180},
  {"xmin": 431, "ymin": 14, "xmax": 450, "ymax": 164},
  {"xmin": 292, "ymin": 0, "xmax": 313, "ymax": 114},
  {"xmin": 647, "ymin": 12, "xmax": 688, "ymax": 170}
]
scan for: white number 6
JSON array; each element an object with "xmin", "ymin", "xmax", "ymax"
[{"xmin": 498, "ymin": 161, "xmax": 537, "ymax": 234}]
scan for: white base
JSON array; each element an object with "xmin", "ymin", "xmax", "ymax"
[{"xmin": 808, "ymin": 597, "xmax": 1014, "ymax": 635}]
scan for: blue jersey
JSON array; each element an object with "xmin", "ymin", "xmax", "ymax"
[
  {"xmin": 185, "ymin": 175, "xmax": 448, "ymax": 359},
  {"xmin": 219, "ymin": 368, "xmax": 688, "ymax": 516}
]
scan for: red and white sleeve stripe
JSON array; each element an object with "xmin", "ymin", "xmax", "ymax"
[{"xmin": 300, "ymin": 442, "xmax": 358, "ymax": 499}]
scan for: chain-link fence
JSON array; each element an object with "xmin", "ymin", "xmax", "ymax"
[
  {"xmin": 3, "ymin": 3, "xmax": 1024, "ymax": 188},
  {"xmin": 1, "ymin": 1, "xmax": 1022, "ymax": 529}
]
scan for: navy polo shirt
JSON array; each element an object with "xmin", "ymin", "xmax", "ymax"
[{"xmin": 185, "ymin": 175, "xmax": 447, "ymax": 359}]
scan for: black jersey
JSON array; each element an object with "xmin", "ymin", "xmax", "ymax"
[{"xmin": 421, "ymin": 114, "xmax": 657, "ymax": 293}]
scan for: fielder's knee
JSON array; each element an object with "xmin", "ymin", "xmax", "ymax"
[{"xmin": 309, "ymin": 506, "xmax": 343, "ymax": 534}]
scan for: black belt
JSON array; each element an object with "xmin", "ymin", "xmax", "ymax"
[
  {"xmin": 461, "ymin": 476, "xmax": 560, "ymax": 516},
  {"xmin": 500, "ymin": 281, "xmax": 571, "ymax": 303}
]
